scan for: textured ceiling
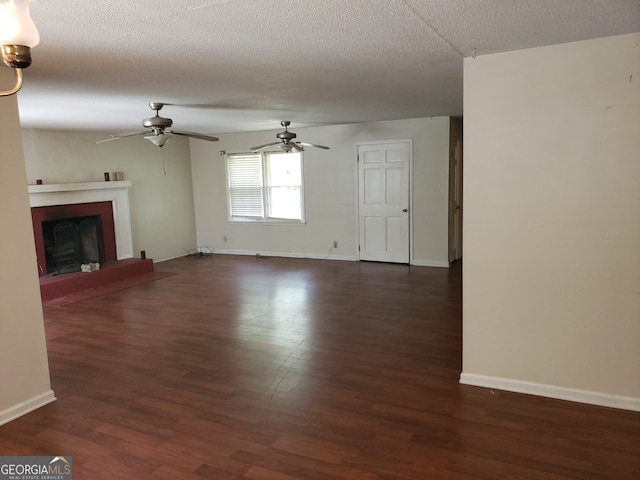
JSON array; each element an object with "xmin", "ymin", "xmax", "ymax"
[{"xmin": 10, "ymin": 0, "xmax": 640, "ymax": 135}]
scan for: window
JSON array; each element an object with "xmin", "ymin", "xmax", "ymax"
[{"xmin": 226, "ymin": 151, "xmax": 304, "ymax": 223}]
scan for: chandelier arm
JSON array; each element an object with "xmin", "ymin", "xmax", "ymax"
[{"xmin": 0, "ymin": 68, "xmax": 24, "ymax": 97}]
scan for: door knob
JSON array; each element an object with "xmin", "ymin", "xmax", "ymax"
[{"xmin": 402, "ymin": 208, "xmax": 408, "ymax": 212}]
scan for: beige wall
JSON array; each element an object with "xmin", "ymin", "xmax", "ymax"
[
  {"xmin": 22, "ymin": 129, "xmax": 197, "ymax": 262},
  {"xmin": 0, "ymin": 69, "xmax": 55, "ymax": 425},
  {"xmin": 190, "ymin": 117, "xmax": 451, "ymax": 266},
  {"xmin": 462, "ymin": 33, "xmax": 640, "ymax": 408},
  {"xmin": 21, "ymin": 119, "xmax": 452, "ymax": 266}
]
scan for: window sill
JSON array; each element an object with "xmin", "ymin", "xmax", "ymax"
[{"xmin": 227, "ymin": 219, "xmax": 306, "ymax": 226}]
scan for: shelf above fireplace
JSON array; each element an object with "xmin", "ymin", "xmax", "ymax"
[{"xmin": 28, "ymin": 180, "xmax": 131, "ymax": 194}]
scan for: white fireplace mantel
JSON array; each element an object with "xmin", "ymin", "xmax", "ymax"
[{"xmin": 28, "ymin": 181, "xmax": 134, "ymax": 260}]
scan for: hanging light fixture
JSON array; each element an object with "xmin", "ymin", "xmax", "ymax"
[
  {"xmin": 0, "ymin": 0, "xmax": 39, "ymax": 97},
  {"xmin": 144, "ymin": 132, "xmax": 173, "ymax": 148}
]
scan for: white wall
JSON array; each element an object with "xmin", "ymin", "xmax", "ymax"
[
  {"xmin": 190, "ymin": 117, "xmax": 451, "ymax": 266},
  {"xmin": 462, "ymin": 33, "xmax": 640, "ymax": 410},
  {"xmin": 0, "ymin": 69, "xmax": 55, "ymax": 425},
  {"xmin": 21, "ymin": 130, "xmax": 198, "ymax": 262}
]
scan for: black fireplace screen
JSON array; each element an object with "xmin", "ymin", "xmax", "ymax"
[{"xmin": 44, "ymin": 216, "xmax": 104, "ymax": 274}]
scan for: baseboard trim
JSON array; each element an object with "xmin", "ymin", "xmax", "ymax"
[
  {"xmin": 191, "ymin": 249, "xmax": 452, "ymax": 266},
  {"xmin": 411, "ymin": 260, "xmax": 450, "ymax": 268},
  {"xmin": 212, "ymin": 249, "xmax": 358, "ymax": 262},
  {"xmin": 0, "ymin": 390, "xmax": 56, "ymax": 426},
  {"xmin": 459, "ymin": 373, "xmax": 640, "ymax": 412},
  {"xmin": 460, "ymin": 373, "xmax": 640, "ymax": 412}
]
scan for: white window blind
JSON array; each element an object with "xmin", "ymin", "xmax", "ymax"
[
  {"xmin": 227, "ymin": 153, "xmax": 264, "ymax": 218},
  {"xmin": 226, "ymin": 151, "xmax": 304, "ymax": 223}
]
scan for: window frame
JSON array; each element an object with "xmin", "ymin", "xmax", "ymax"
[{"xmin": 225, "ymin": 151, "xmax": 306, "ymax": 224}]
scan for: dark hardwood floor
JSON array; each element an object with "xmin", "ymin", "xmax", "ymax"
[{"xmin": 1, "ymin": 255, "xmax": 639, "ymax": 479}]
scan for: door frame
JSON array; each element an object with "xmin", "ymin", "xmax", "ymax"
[
  {"xmin": 354, "ymin": 139, "xmax": 414, "ymax": 263},
  {"xmin": 449, "ymin": 138, "xmax": 463, "ymax": 263}
]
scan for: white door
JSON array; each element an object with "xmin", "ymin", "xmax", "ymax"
[{"xmin": 357, "ymin": 141, "xmax": 411, "ymax": 263}]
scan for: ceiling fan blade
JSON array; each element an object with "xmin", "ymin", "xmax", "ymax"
[
  {"xmin": 290, "ymin": 141, "xmax": 305, "ymax": 152},
  {"xmin": 168, "ymin": 130, "xmax": 219, "ymax": 142},
  {"xmin": 298, "ymin": 141, "xmax": 330, "ymax": 150},
  {"xmin": 96, "ymin": 137, "xmax": 120, "ymax": 144},
  {"xmin": 96, "ymin": 131, "xmax": 148, "ymax": 144},
  {"xmin": 250, "ymin": 142, "xmax": 281, "ymax": 151}
]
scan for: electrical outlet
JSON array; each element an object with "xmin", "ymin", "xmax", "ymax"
[{"xmin": 333, "ymin": 241, "xmax": 338, "ymax": 248}]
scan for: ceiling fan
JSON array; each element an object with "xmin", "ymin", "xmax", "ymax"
[
  {"xmin": 251, "ymin": 121, "xmax": 329, "ymax": 153},
  {"xmin": 97, "ymin": 102, "xmax": 219, "ymax": 148}
]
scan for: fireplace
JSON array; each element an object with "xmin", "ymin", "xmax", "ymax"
[
  {"xmin": 28, "ymin": 181, "xmax": 134, "ymax": 276},
  {"xmin": 45, "ymin": 216, "xmax": 101, "ymax": 274},
  {"xmin": 32, "ymin": 202, "xmax": 117, "ymax": 275},
  {"xmin": 27, "ymin": 181, "xmax": 155, "ymax": 303}
]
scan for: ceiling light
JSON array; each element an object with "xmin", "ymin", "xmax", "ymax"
[
  {"xmin": 144, "ymin": 132, "xmax": 173, "ymax": 148},
  {"xmin": 0, "ymin": 0, "xmax": 39, "ymax": 96}
]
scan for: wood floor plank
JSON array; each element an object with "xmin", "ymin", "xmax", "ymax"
[{"xmin": 1, "ymin": 255, "xmax": 638, "ymax": 479}]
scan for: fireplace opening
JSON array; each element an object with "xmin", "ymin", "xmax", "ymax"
[
  {"xmin": 32, "ymin": 201, "xmax": 118, "ymax": 277},
  {"xmin": 42, "ymin": 216, "xmax": 104, "ymax": 275}
]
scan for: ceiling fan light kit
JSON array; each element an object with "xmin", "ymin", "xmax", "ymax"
[
  {"xmin": 251, "ymin": 121, "xmax": 330, "ymax": 153},
  {"xmin": 0, "ymin": 0, "xmax": 39, "ymax": 96},
  {"xmin": 144, "ymin": 132, "xmax": 172, "ymax": 148}
]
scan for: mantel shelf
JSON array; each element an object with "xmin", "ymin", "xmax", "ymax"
[{"xmin": 28, "ymin": 181, "xmax": 131, "ymax": 194}]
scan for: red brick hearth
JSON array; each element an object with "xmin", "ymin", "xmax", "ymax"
[
  {"xmin": 31, "ymin": 198, "xmax": 155, "ymax": 303},
  {"xmin": 39, "ymin": 258, "xmax": 154, "ymax": 302}
]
